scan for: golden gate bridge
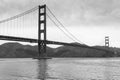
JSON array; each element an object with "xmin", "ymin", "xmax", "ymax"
[{"xmin": 0, "ymin": 5, "xmax": 114, "ymax": 58}]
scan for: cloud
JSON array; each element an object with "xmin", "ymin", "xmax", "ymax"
[
  {"xmin": 0, "ymin": 0, "xmax": 43, "ymax": 18},
  {"xmin": 81, "ymin": 0, "xmax": 120, "ymax": 26},
  {"xmin": 1, "ymin": 0, "xmax": 120, "ymax": 27},
  {"xmin": 46, "ymin": 0, "xmax": 120, "ymax": 27}
]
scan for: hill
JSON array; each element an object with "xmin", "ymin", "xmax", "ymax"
[
  {"xmin": 53, "ymin": 43, "xmax": 115, "ymax": 57},
  {"xmin": 0, "ymin": 42, "xmax": 54, "ymax": 58},
  {"xmin": 0, "ymin": 42, "xmax": 119, "ymax": 58}
]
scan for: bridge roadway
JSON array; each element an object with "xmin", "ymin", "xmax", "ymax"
[{"xmin": 0, "ymin": 35, "xmax": 113, "ymax": 53}]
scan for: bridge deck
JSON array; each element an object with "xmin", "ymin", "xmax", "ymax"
[{"xmin": 0, "ymin": 35, "xmax": 113, "ymax": 53}]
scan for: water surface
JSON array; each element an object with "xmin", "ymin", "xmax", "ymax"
[{"xmin": 0, "ymin": 58, "xmax": 120, "ymax": 80}]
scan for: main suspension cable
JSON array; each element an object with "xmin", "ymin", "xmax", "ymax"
[
  {"xmin": 47, "ymin": 14, "xmax": 77, "ymax": 42},
  {"xmin": 0, "ymin": 6, "xmax": 38, "ymax": 24},
  {"xmin": 46, "ymin": 6, "xmax": 86, "ymax": 45}
]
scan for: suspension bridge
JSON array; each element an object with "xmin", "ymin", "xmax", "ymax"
[{"xmin": 0, "ymin": 5, "xmax": 114, "ymax": 58}]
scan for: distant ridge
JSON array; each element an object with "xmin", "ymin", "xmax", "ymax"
[{"xmin": 0, "ymin": 42, "xmax": 119, "ymax": 58}]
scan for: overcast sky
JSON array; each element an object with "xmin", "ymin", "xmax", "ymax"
[{"xmin": 0, "ymin": 0, "xmax": 120, "ymax": 47}]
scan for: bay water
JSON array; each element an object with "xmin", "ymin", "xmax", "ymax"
[{"xmin": 0, "ymin": 58, "xmax": 120, "ymax": 80}]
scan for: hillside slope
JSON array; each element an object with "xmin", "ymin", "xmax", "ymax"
[{"xmin": 0, "ymin": 42, "xmax": 119, "ymax": 58}]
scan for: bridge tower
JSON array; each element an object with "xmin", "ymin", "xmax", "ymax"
[
  {"xmin": 105, "ymin": 36, "xmax": 109, "ymax": 47},
  {"xmin": 38, "ymin": 5, "xmax": 46, "ymax": 57}
]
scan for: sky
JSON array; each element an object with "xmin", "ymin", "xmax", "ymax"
[{"xmin": 0, "ymin": 0, "xmax": 120, "ymax": 47}]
